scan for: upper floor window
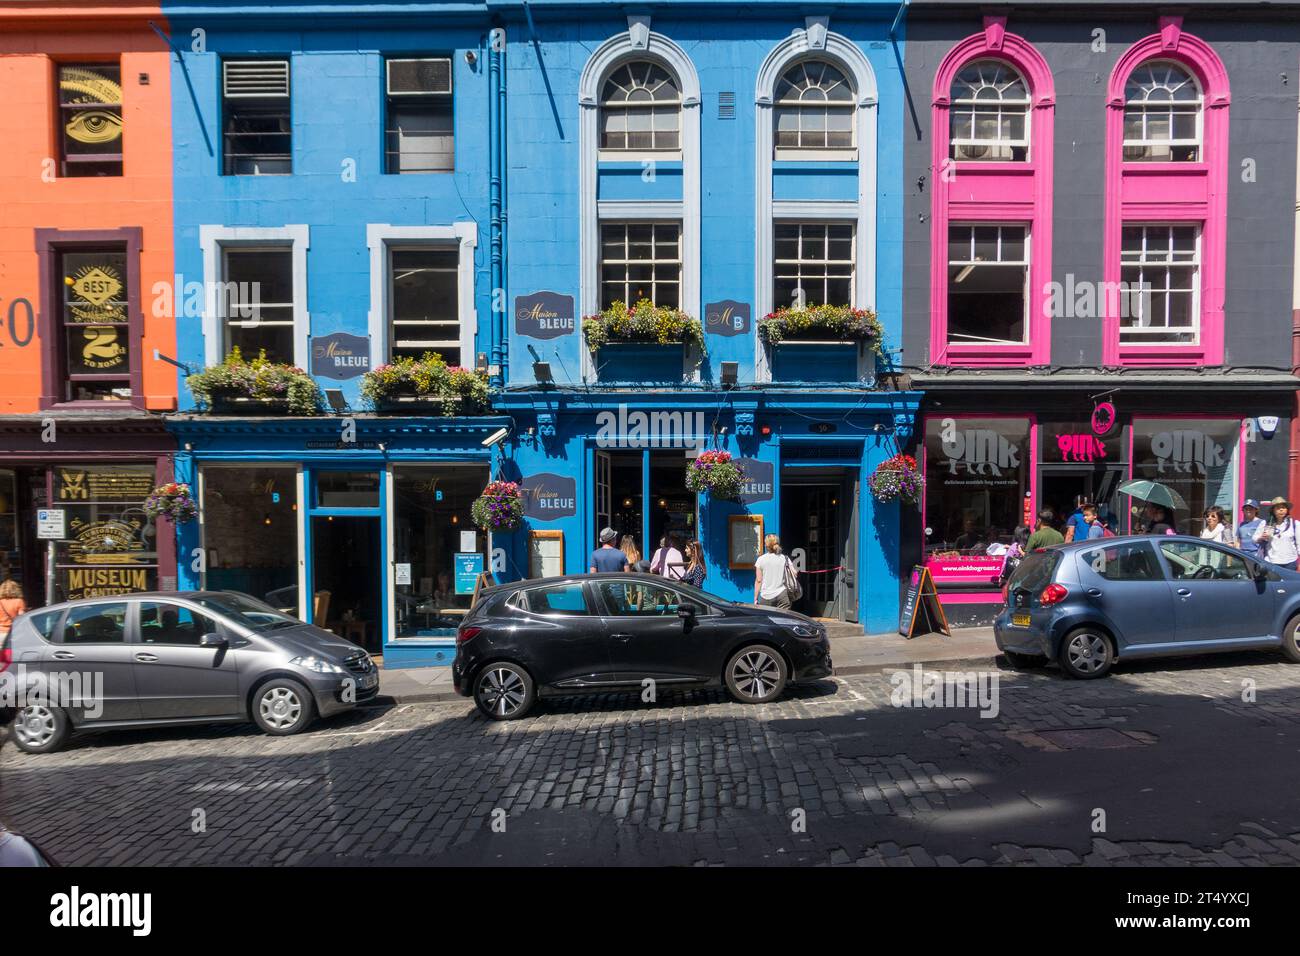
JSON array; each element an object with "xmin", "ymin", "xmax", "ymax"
[
  {"xmin": 1119, "ymin": 224, "xmax": 1199, "ymax": 344},
  {"xmin": 385, "ymin": 57, "xmax": 454, "ymax": 173},
  {"xmin": 388, "ymin": 247, "xmax": 460, "ymax": 364},
  {"xmin": 600, "ymin": 223, "xmax": 681, "ymax": 309},
  {"xmin": 949, "ymin": 60, "xmax": 1029, "ymax": 162},
  {"xmin": 774, "ymin": 222, "xmax": 854, "ymax": 309},
  {"xmin": 1122, "ymin": 61, "xmax": 1201, "ymax": 162},
  {"xmin": 947, "ymin": 224, "xmax": 1029, "ymax": 346},
  {"xmin": 774, "ymin": 60, "xmax": 854, "ymax": 154},
  {"xmin": 58, "ymin": 246, "xmax": 132, "ymax": 401},
  {"xmin": 223, "ymin": 60, "xmax": 291, "ymax": 175},
  {"xmin": 221, "ymin": 247, "xmax": 295, "ymax": 362},
  {"xmin": 599, "ymin": 62, "xmax": 681, "ymax": 153},
  {"xmin": 58, "ymin": 63, "xmax": 123, "ymax": 177}
]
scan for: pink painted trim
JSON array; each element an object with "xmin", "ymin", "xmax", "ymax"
[
  {"xmin": 940, "ymin": 592, "xmax": 1005, "ymax": 604},
  {"xmin": 929, "ymin": 18, "xmax": 1055, "ymax": 368},
  {"xmin": 1102, "ymin": 19, "xmax": 1230, "ymax": 367}
]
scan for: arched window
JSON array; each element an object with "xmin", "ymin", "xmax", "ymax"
[
  {"xmin": 774, "ymin": 60, "xmax": 855, "ymax": 151},
  {"xmin": 599, "ymin": 61, "xmax": 681, "ymax": 152},
  {"xmin": 1122, "ymin": 60, "xmax": 1202, "ymax": 162},
  {"xmin": 949, "ymin": 59, "xmax": 1030, "ymax": 161}
]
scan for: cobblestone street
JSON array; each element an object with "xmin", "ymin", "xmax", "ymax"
[{"xmin": 4, "ymin": 654, "xmax": 1300, "ymax": 867}]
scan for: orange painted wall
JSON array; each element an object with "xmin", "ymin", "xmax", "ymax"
[{"xmin": 0, "ymin": 6, "xmax": 174, "ymax": 414}]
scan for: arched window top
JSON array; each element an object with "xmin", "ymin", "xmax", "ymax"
[
  {"xmin": 951, "ymin": 59, "xmax": 1029, "ymax": 106},
  {"xmin": 601, "ymin": 61, "xmax": 682, "ymax": 107},
  {"xmin": 949, "ymin": 59, "xmax": 1031, "ymax": 162},
  {"xmin": 775, "ymin": 60, "xmax": 854, "ymax": 105},
  {"xmin": 599, "ymin": 60, "xmax": 682, "ymax": 153},
  {"xmin": 1121, "ymin": 59, "xmax": 1203, "ymax": 162},
  {"xmin": 1124, "ymin": 60, "xmax": 1202, "ymax": 105}
]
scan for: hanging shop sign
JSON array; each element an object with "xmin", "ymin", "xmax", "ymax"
[
  {"xmin": 514, "ymin": 291, "xmax": 575, "ymax": 340},
  {"xmin": 1041, "ymin": 422, "xmax": 1125, "ymax": 464},
  {"xmin": 520, "ymin": 472, "xmax": 577, "ymax": 519},
  {"xmin": 735, "ymin": 457, "xmax": 774, "ymax": 505},
  {"xmin": 704, "ymin": 299, "xmax": 750, "ymax": 338},
  {"xmin": 311, "ymin": 332, "xmax": 371, "ymax": 380}
]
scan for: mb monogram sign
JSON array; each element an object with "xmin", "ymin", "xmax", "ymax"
[
  {"xmin": 515, "ymin": 291, "xmax": 575, "ymax": 340},
  {"xmin": 521, "ymin": 472, "xmax": 577, "ymax": 519},
  {"xmin": 311, "ymin": 332, "xmax": 370, "ymax": 380},
  {"xmin": 705, "ymin": 299, "xmax": 750, "ymax": 338}
]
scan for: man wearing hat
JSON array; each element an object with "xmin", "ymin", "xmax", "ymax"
[
  {"xmin": 589, "ymin": 527, "xmax": 630, "ymax": 573},
  {"xmin": 1236, "ymin": 499, "xmax": 1264, "ymax": 559},
  {"xmin": 1253, "ymin": 496, "xmax": 1299, "ymax": 570}
]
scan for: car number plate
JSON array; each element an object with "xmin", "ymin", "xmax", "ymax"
[
  {"xmin": 1011, "ymin": 612, "xmax": 1031, "ymax": 627},
  {"xmin": 360, "ymin": 673, "xmax": 377, "ymax": 689}
]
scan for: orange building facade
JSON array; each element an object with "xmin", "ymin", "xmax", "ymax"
[{"xmin": 0, "ymin": 3, "xmax": 178, "ymax": 607}]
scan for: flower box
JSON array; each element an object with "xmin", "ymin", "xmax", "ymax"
[
  {"xmin": 759, "ymin": 305, "xmax": 882, "ymax": 347},
  {"xmin": 582, "ymin": 300, "xmax": 705, "ymax": 351},
  {"xmin": 186, "ymin": 349, "xmax": 324, "ymax": 416},
  {"xmin": 770, "ymin": 341, "xmax": 874, "ymax": 384},
  {"xmin": 361, "ymin": 354, "xmax": 490, "ymax": 415},
  {"xmin": 593, "ymin": 342, "xmax": 690, "ymax": 384}
]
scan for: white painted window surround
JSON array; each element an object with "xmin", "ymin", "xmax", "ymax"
[
  {"xmin": 755, "ymin": 20, "xmax": 878, "ymax": 382},
  {"xmin": 199, "ymin": 224, "xmax": 310, "ymax": 369},
  {"xmin": 366, "ymin": 222, "xmax": 478, "ymax": 366}
]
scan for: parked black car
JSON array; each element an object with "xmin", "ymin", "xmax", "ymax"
[{"xmin": 452, "ymin": 573, "xmax": 834, "ymax": 719}]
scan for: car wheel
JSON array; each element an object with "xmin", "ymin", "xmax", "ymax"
[
  {"xmin": 10, "ymin": 703, "xmax": 71, "ymax": 754},
  {"xmin": 1002, "ymin": 651, "xmax": 1046, "ymax": 670},
  {"xmin": 474, "ymin": 663, "xmax": 535, "ymax": 720},
  {"xmin": 1058, "ymin": 628, "xmax": 1114, "ymax": 679},
  {"xmin": 724, "ymin": 645, "xmax": 788, "ymax": 704},
  {"xmin": 252, "ymin": 679, "xmax": 317, "ymax": 736},
  {"xmin": 1281, "ymin": 616, "xmax": 1300, "ymax": 663}
]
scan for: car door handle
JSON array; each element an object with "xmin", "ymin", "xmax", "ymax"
[
  {"xmin": 135, "ymin": 653, "xmax": 159, "ymax": 663},
  {"xmin": 1086, "ymin": 588, "xmax": 1102, "ymax": 597},
  {"xmin": 52, "ymin": 651, "xmax": 75, "ymax": 660},
  {"xmin": 1176, "ymin": 588, "xmax": 1191, "ymax": 596},
  {"xmin": 610, "ymin": 633, "xmax": 633, "ymax": 642}
]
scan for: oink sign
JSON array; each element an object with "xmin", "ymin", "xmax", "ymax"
[
  {"xmin": 736, "ymin": 457, "xmax": 774, "ymax": 505},
  {"xmin": 515, "ymin": 291, "xmax": 575, "ymax": 340},
  {"xmin": 312, "ymin": 332, "xmax": 370, "ymax": 380},
  {"xmin": 939, "ymin": 421, "xmax": 1020, "ymax": 477},
  {"xmin": 521, "ymin": 472, "xmax": 577, "ymax": 519},
  {"xmin": 705, "ymin": 299, "xmax": 750, "ymax": 338}
]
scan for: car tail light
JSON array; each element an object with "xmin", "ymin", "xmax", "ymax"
[
  {"xmin": 1039, "ymin": 583, "xmax": 1069, "ymax": 606},
  {"xmin": 0, "ymin": 645, "xmax": 10, "ymax": 673},
  {"xmin": 457, "ymin": 626, "xmax": 482, "ymax": 645},
  {"xmin": 1001, "ymin": 583, "xmax": 1009, "ymax": 605}
]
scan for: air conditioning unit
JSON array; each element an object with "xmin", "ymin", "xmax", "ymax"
[
  {"xmin": 223, "ymin": 60, "xmax": 290, "ymax": 98},
  {"xmin": 387, "ymin": 58, "xmax": 453, "ymax": 96}
]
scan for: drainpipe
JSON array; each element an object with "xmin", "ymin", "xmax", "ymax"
[
  {"xmin": 1291, "ymin": 78, "xmax": 1300, "ymax": 503},
  {"xmin": 488, "ymin": 22, "xmax": 506, "ymax": 389}
]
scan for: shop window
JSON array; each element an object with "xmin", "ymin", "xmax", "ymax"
[
  {"xmin": 1082, "ymin": 542, "xmax": 1162, "ymax": 581},
  {"xmin": 315, "ymin": 471, "xmax": 380, "ymax": 509},
  {"xmin": 923, "ymin": 416, "xmax": 1031, "ymax": 564},
  {"xmin": 221, "ymin": 247, "xmax": 295, "ymax": 363},
  {"xmin": 599, "ymin": 61, "xmax": 681, "ymax": 154},
  {"xmin": 949, "ymin": 59, "xmax": 1029, "ymax": 162},
  {"xmin": 57, "ymin": 246, "xmax": 132, "ymax": 402},
  {"xmin": 57, "ymin": 63, "xmax": 123, "ymax": 177},
  {"xmin": 53, "ymin": 465, "xmax": 158, "ymax": 603},
  {"xmin": 385, "ymin": 57, "xmax": 454, "ymax": 173},
  {"xmin": 600, "ymin": 223, "xmax": 681, "ymax": 309},
  {"xmin": 1119, "ymin": 225, "xmax": 1200, "ymax": 344},
  {"xmin": 774, "ymin": 60, "xmax": 854, "ymax": 155},
  {"xmin": 222, "ymin": 59, "xmax": 291, "ymax": 175},
  {"xmin": 1131, "ymin": 418, "xmax": 1238, "ymax": 536},
  {"xmin": 199, "ymin": 465, "xmax": 299, "ymax": 605},
  {"xmin": 1122, "ymin": 61, "xmax": 1201, "ymax": 162},
  {"xmin": 773, "ymin": 222, "xmax": 854, "ymax": 309},
  {"xmin": 389, "ymin": 247, "xmax": 460, "ymax": 364},
  {"xmin": 946, "ymin": 224, "xmax": 1028, "ymax": 346},
  {"xmin": 392, "ymin": 465, "xmax": 487, "ymax": 638}
]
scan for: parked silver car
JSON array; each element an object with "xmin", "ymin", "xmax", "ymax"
[{"xmin": 0, "ymin": 591, "xmax": 378, "ymax": 754}]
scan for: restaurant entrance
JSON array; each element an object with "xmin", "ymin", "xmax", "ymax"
[{"xmin": 779, "ymin": 467, "xmax": 859, "ymax": 622}]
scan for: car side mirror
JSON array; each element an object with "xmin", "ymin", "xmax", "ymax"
[
  {"xmin": 677, "ymin": 603, "xmax": 700, "ymax": 620},
  {"xmin": 1253, "ymin": 562, "xmax": 1271, "ymax": 582},
  {"xmin": 200, "ymin": 632, "xmax": 229, "ymax": 648}
]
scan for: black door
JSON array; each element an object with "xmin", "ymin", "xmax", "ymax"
[
  {"xmin": 593, "ymin": 578, "xmax": 717, "ymax": 685},
  {"xmin": 517, "ymin": 580, "xmax": 616, "ymax": 688}
]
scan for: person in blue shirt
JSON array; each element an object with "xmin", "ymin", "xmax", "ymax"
[
  {"xmin": 589, "ymin": 527, "xmax": 630, "ymax": 573},
  {"xmin": 1237, "ymin": 499, "xmax": 1264, "ymax": 558},
  {"xmin": 1063, "ymin": 495, "xmax": 1091, "ymax": 542}
]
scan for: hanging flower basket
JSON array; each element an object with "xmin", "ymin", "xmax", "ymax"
[
  {"xmin": 685, "ymin": 450, "xmax": 745, "ymax": 502},
  {"xmin": 759, "ymin": 304, "xmax": 883, "ymax": 353},
  {"xmin": 582, "ymin": 299, "xmax": 706, "ymax": 352},
  {"xmin": 869, "ymin": 454, "xmax": 922, "ymax": 506},
  {"xmin": 472, "ymin": 480, "xmax": 525, "ymax": 533},
  {"xmin": 144, "ymin": 482, "xmax": 199, "ymax": 524},
  {"xmin": 186, "ymin": 348, "xmax": 324, "ymax": 416}
]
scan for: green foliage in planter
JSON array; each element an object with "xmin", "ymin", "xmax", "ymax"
[
  {"xmin": 186, "ymin": 348, "xmax": 324, "ymax": 415},
  {"xmin": 582, "ymin": 299, "xmax": 705, "ymax": 352},
  {"xmin": 758, "ymin": 304, "xmax": 883, "ymax": 353},
  {"xmin": 360, "ymin": 352, "xmax": 490, "ymax": 415}
]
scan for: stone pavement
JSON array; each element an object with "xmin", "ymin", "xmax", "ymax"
[
  {"xmin": 375, "ymin": 625, "xmax": 998, "ymax": 703},
  {"xmin": 3, "ymin": 650, "xmax": 1299, "ymax": 866}
]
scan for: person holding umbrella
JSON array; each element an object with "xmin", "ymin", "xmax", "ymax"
[{"xmin": 1253, "ymin": 496, "xmax": 1299, "ymax": 570}]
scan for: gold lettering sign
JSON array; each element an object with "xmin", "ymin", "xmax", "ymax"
[
  {"xmin": 66, "ymin": 264, "xmax": 126, "ymax": 323},
  {"xmin": 79, "ymin": 326, "xmax": 126, "ymax": 370},
  {"xmin": 65, "ymin": 566, "xmax": 149, "ymax": 600}
]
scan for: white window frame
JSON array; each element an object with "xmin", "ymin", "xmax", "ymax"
[
  {"xmin": 200, "ymin": 224, "xmax": 309, "ymax": 368},
  {"xmin": 366, "ymin": 223, "xmax": 477, "ymax": 366},
  {"xmin": 598, "ymin": 220, "xmax": 684, "ymax": 310},
  {"xmin": 946, "ymin": 222, "xmax": 1031, "ymax": 347},
  {"xmin": 1119, "ymin": 222, "xmax": 1202, "ymax": 345},
  {"xmin": 1122, "ymin": 60, "xmax": 1203, "ymax": 163},
  {"xmin": 597, "ymin": 60, "xmax": 683, "ymax": 161},
  {"xmin": 773, "ymin": 59, "xmax": 857, "ymax": 161},
  {"xmin": 772, "ymin": 220, "xmax": 856, "ymax": 309},
  {"xmin": 949, "ymin": 59, "xmax": 1031, "ymax": 162}
]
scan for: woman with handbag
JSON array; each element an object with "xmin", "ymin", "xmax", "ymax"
[{"xmin": 753, "ymin": 534, "xmax": 799, "ymax": 609}]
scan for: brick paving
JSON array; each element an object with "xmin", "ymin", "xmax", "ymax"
[{"xmin": 2, "ymin": 653, "xmax": 1299, "ymax": 866}]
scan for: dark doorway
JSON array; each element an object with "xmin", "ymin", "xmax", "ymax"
[
  {"xmin": 311, "ymin": 516, "xmax": 381, "ymax": 652},
  {"xmin": 779, "ymin": 468, "xmax": 858, "ymax": 620},
  {"xmin": 1038, "ymin": 466, "xmax": 1126, "ymax": 537}
]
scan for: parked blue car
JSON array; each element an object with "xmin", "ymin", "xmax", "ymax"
[{"xmin": 994, "ymin": 535, "xmax": 1300, "ymax": 678}]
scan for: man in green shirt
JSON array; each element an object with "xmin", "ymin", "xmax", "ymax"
[{"xmin": 1026, "ymin": 509, "xmax": 1065, "ymax": 551}]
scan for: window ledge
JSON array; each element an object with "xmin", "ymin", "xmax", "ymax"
[
  {"xmin": 598, "ymin": 150, "xmax": 683, "ymax": 163},
  {"xmin": 774, "ymin": 148, "xmax": 857, "ymax": 162}
]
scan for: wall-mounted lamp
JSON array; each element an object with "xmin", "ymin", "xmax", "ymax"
[
  {"xmin": 720, "ymin": 361, "xmax": 738, "ymax": 390},
  {"xmin": 533, "ymin": 362, "xmax": 553, "ymax": 384},
  {"xmin": 324, "ymin": 389, "xmax": 348, "ymax": 413}
]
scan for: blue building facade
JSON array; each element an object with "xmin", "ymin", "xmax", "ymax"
[{"xmin": 159, "ymin": 0, "xmax": 921, "ymax": 659}]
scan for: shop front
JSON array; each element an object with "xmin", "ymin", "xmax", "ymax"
[
  {"xmin": 168, "ymin": 415, "xmax": 509, "ymax": 668},
  {"xmin": 495, "ymin": 389, "xmax": 921, "ymax": 634},
  {"xmin": 917, "ymin": 389, "xmax": 1288, "ymax": 625},
  {"xmin": 0, "ymin": 416, "xmax": 177, "ymax": 609}
]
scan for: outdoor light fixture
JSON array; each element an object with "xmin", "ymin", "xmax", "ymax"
[
  {"xmin": 324, "ymin": 389, "xmax": 348, "ymax": 413},
  {"xmin": 476, "ymin": 351, "xmax": 488, "ymax": 371},
  {"xmin": 721, "ymin": 361, "xmax": 738, "ymax": 389},
  {"xmin": 1259, "ymin": 415, "xmax": 1280, "ymax": 437},
  {"xmin": 533, "ymin": 361, "xmax": 553, "ymax": 384},
  {"xmin": 482, "ymin": 427, "xmax": 510, "ymax": 447}
]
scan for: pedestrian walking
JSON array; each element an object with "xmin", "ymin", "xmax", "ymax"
[
  {"xmin": 1063, "ymin": 495, "xmax": 1091, "ymax": 542},
  {"xmin": 1026, "ymin": 509, "xmax": 1064, "ymax": 551},
  {"xmin": 1254, "ymin": 496, "xmax": 1300, "ymax": 570},
  {"xmin": 753, "ymin": 534, "xmax": 795, "ymax": 608},
  {"xmin": 649, "ymin": 533, "xmax": 685, "ymax": 580},
  {"xmin": 619, "ymin": 535, "xmax": 649, "ymax": 572},
  {"xmin": 589, "ymin": 527, "xmax": 630, "ymax": 573},
  {"xmin": 0, "ymin": 579, "xmax": 25, "ymax": 642},
  {"xmin": 996, "ymin": 525, "xmax": 1031, "ymax": 587},
  {"xmin": 1200, "ymin": 506, "xmax": 1231, "ymax": 546},
  {"xmin": 1142, "ymin": 503, "xmax": 1176, "ymax": 536},
  {"xmin": 682, "ymin": 540, "xmax": 707, "ymax": 589},
  {"xmin": 1237, "ymin": 499, "xmax": 1264, "ymax": 558}
]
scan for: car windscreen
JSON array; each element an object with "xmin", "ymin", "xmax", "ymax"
[
  {"xmin": 192, "ymin": 592, "xmax": 301, "ymax": 631},
  {"xmin": 1007, "ymin": 551, "xmax": 1061, "ymax": 594}
]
